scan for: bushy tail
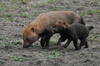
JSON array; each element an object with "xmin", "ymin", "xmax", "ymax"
[
  {"xmin": 88, "ymin": 26, "xmax": 94, "ymax": 31},
  {"xmin": 80, "ymin": 16, "xmax": 86, "ymax": 25}
]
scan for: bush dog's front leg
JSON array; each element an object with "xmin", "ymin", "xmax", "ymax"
[
  {"xmin": 40, "ymin": 29, "xmax": 53, "ymax": 49},
  {"xmin": 40, "ymin": 36, "xmax": 46, "ymax": 48}
]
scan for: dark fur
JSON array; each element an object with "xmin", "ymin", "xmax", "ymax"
[
  {"xmin": 56, "ymin": 23, "xmax": 94, "ymax": 50},
  {"xmin": 41, "ymin": 16, "xmax": 86, "ymax": 49},
  {"xmin": 39, "ymin": 29, "xmax": 54, "ymax": 49},
  {"xmin": 56, "ymin": 16, "xmax": 85, "ymax": 45},
  {"xmin": 80, "ymin": 16, "xmax": 85, "ymax": 25}
]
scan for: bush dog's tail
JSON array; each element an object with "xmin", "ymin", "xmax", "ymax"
[
  {"xmin": 80, "ymin": 16, "xmax": 86, "ymax": 25},
  {"xmin": 88, "ymin": 26, "xmax": 94, "ymax": 31}
]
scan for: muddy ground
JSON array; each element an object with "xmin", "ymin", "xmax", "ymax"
[{"xmin": 0, "ymin": 0, "xmax": 100, "ymax": 66}]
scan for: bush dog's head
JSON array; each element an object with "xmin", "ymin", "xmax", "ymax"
[
  {"xmin": 55, "ymin": 20, "xmax": 68, "ymax": 28},
  {"xmin": 23, "ymin": 26, "xmax": 39, "ymax": 48}
]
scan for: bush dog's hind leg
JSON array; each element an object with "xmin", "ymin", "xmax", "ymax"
[
  {"xmin": 79, "ymin": 38, "xmax": 86, "ymax": 49},
  {"xmin": 84, "ymin": 40, "xmax": 88, "ymax": 48},
  {"xmin": 62, "ymin": 39, "xmax": 72, "ymax": 48},
  {"xmin": 73, "ymin": 39, "xmax": 79, "ymax": 50},
  {"xmin": 57, "ymin": 37, "xmax": 66, "ymax": 45}
]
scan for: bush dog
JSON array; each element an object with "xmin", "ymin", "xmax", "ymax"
[
  {"xmin": 23, "ymin": 11, "xmax": 85, "ymax": 49},
  {"xmin": 55, "ymin": 21, "xmax": 94, "ymax": 50}
]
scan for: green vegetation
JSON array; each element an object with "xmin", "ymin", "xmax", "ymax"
[
  {"xmin": 21, "ymin": 0, "xmax": 31, "ymax": 4},
  {"xmin": 50, "ymin": 41, "xmax": 56, "ymax": 45},
  {"xmin": 48, "ymin": 0, "xmax": 63, "ymax": 3},
  {"xmin": 0, "ymin": 13, "xmax": 14, "ymax": 21},
  {"xmin": 3, "ymin": 42, "xmax": 12, "ymax": 48},
  {"xmin": 12, "ymin": 0, "xmax": 21, "ymax": 2},
  {"xmin": 47, "ymin": 55, "xmax": 52, "ymax": 58},
  {"xmin": 0, "ymin": 7, "xmax": 4, "ymax": 11},
  {"xmin": 6, "ymin": 17, "xmax": 14, "ymax": 21},
  {"xmin": 0, "ymin": 37, "xmax": 3, "ymax": 40},
  {"xmin": 80, "ymin": 10, "xmax": 99, "ymax": 16},
  {"xmin": 33, "ymin": 0, "xmax": 63, "ymax": 8},
  {"xmin": 14, "ymin": 41, "xmax": 22, "ymax": 45},
  {"xmin": 88, "ymin": 31, "xmax": 100, "ymax": 42},
  {"xmin": 0, "ymin": 60, "xmax": 5, "ymax": 64},
  {"xmin": 0, "ymin": 2, "xmax": 6, "ymax": 11},
  {"xmin": 17, "ymin": 41, "xmax": 22, "ymax": 44},
  {"xmin": 20, "ymin": 13, "xmax": 30, "ymax": 18},
  {"xmin": 52, "ymin": 6, "xmax": 60, "ymax": 10},
  {"xmin": 9, "ymin": 56, "xmax": 29, "ymax": 62},
  {"xmin": 51, "ymin": 51, "xmax": 60, "ymax": 56},
  {"xmin": 5, "ymin": 37, "xmax": 10, "ymax": 41}
]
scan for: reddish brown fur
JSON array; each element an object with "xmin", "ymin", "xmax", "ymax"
[{"xmin": 23, "ymin": 11, "xmax": 83, "ymax": 48}]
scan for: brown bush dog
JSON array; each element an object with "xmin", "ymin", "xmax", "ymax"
[
  {"xmin": 55, "ymin": 21, "xmax": 94, "ymax": 50},
  {"xmin": 23, "ymin": 11, "xmax": 85, "ymax": 48}
]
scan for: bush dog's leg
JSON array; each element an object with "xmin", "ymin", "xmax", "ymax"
[
  {"xmin": 73, "ymin": 39, "xmax": 79, "ymax": 50},
  {"xmin": 79, "ymin": 38, "xmax": 86, "ymax": 49},
  {"xmin": 62, "ymin": 39, "xmax": 72, "ymax": 48},
  {"xmin": 40, "ymin": 37, "xmax": 46, "ymax": 48},
  {"xmin": 57, "ymin": 37, "xmax": 62, "ymax": 45},
  {"xmin": 57, "ymin": 37, "xmax": 66, "ymax": 45},
  {"xmin": 40, "ymin": 29, "xmax": 53, "ymax": 49},
  {"xmin": 45, "ymin": 32, "xmax": 53, "ymax": 49},
  {"xmin": 84, "ymin": 40, "xmax": 88, "ymax": 48}
]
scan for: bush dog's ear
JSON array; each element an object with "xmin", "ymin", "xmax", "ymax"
[
  {"xmin": 63, "ymin": 21, "xmax": 67, "ymax": 25},
  {"xmin": 31, "ymin": 27, "xmax": 34, "ymax": 32}
]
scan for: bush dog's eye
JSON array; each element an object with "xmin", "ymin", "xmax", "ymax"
[{"xmin": 26, "ymin": 38, "xmax": 29, "ymax": 42}]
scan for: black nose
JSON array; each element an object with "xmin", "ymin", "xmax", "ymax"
[{"xmin": 23, "ymin": 45, "xmax": 28, "ymax": 48}]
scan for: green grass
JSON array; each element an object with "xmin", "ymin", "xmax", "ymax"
[
  {"xmin": 50, "ymin": 41, "xmax": 56, "ymax": 45},
  {"xmin": 0, "ymin": 2, "xmax": 6, "ymax": 7},
  {"xmin": 47, "ymin": 55, "xmax": 52, "ymax": 58},
  {"xmin": 40, "ymin": 2, "xmax": 47, "ymax": 6},
  {"xmin": 51, "ymin": 51, "xmax": 60, "ymax": 56},
  {"xmin": 48, "ymin": 0, "xmax": 63, "ymax": 3},
  {"xmin": 0, "ymin": 2, "xmax": 6, "ymax": 11},
  {"xmin": 0, "ymin": 13, "xmax": 14, "ymax": 21},
  {"xmin": 17, "ymin": 41, "xmax": 22, "ymax": 43},
  {"xmin": 0, "ymin": 7, "xmax": 5, "ymax": 11},
  {"xmin": 6, "ymin": 17, "xmax": 14, "ymax": 21},
  {"xmin": 3, "ymin": 42, "xmax": 12, "ymax": 48},
  {"xmin": 33, "ymin": 0, "xmax": 63, "ymax": 8},
  {"xmin": 10, "ymin": 56, "xmax": 28, "ymax": 62},
  {"xmin": 33, "ymin": 2, "xmax": 47, "ymax": 8},
  {"xmin": 0, "ymin": 60, "xmax": 5, "ymax": 64},
  {"xmin": 0, "ymin": 37, "xmax": 3, "ymax": 40},
  {"xmin": 32, "ymin": 12, "xmax": 39, "ymax": 17},
  {"xmin": 15, "ymin": 41, "xmax": 22, "ymax": 45},
  {"xmin": 88, "ymin": 36, "xmax": 100, "ymax": 42},
  {"xmin": 5, "ymin": 37, "xmax": 10, "ymax": 41},
  {"xmin": 80, "ymin": 10, "xmax": 99, "ymax": 16},
  {"xmin": 52, "ymin": 6, "xmax": 60, "ymax": 10},
  {"xmin": 73, "ymin": 0, "xmax": 78, "ymax": 4},
  {"xmin": 12, "ymin": 0, "xmax": 21, "ymax": 2},
  {"xmin": 88, "ymin": 31, "xmax": 100, "ymax": 42},
  {"xmin": 20, "ymin": 13, "xmax": 30, "ymax": 18},
  {"xmin": 21, "ymin": 0, "xmax": 31, "ymax": 4}
]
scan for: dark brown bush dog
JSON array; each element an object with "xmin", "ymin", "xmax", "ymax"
[
  {"xmin": 55, "ymin": 21, "xmax": 94, "ymax": 50},
  {"xmin": 23, "ymin": 11, "xmax": 85, "ymax": 49}
]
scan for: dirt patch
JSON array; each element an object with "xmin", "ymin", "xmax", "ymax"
[{"xmin": 0, "ymin": 0, "xmax": 100, "ymax": 66}]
